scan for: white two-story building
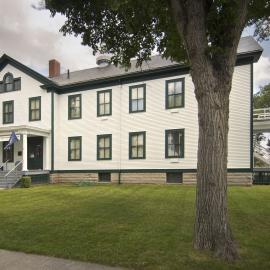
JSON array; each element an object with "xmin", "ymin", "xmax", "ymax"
[{"xmin": 0, "ymin": 36, "xmax": 262, "ymax": 185}]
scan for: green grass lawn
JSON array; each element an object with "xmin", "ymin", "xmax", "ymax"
[{"xmin": 0, "ymin": 184, "xmax": 269, "ymax": 270}]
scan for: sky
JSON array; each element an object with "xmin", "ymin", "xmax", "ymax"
[{"xmin": 0, "ymin": 0, "xmax": 269, "ymax": 93}]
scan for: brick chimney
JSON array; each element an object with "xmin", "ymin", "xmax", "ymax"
[{"xmin": 49, "ymin": 59, "xmax": 60, "ymax": 78}]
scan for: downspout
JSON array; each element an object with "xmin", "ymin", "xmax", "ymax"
[
  {"xmin": 118, "ymin": 79, "xmax": 122, "ymax": 184},
  {"xmin": 51, "ymin": 90, "xmax": 54, "ymax": 172}
]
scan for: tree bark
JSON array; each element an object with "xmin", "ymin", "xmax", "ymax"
[
  {"xmin": 168, "ymin": 0, "xmax": 250, "ymax": 261},
  {"xmin": 193, "ymin": 77, "xmax": 239, "ymax": 261}
]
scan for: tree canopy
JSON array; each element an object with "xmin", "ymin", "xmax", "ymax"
[
  {"xmin": 45, "ymin": 0, "xmax": 270, "ymax": 68},
  {"xmin": 254, "ymin": 83, "xmax": 270, "ymax": 109}
]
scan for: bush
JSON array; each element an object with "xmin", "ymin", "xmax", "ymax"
[{"xmin": 20, "ymin": 176, "xmax": 31, "ymax": 188}]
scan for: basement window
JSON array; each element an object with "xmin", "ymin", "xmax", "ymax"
[
  {"xmin": 98, "ymin": 173, "xmax": 111, "ymax": 182},
  {"xmin": 166, "ymin": 172, "xmax": 183, "ymax": 183}
]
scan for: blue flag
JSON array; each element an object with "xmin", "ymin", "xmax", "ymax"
[{"xmin": 4, "ymin": 131, "xmax": 18, "ymax": 150}]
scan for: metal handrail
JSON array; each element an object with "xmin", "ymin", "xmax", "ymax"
[
  {"xmin": 4, "ymin": 160, "xmax": 23, "ymax": 181},
  {"xmin": 1, "ymin": 160, "xmax": 9, "ymax": 171}
]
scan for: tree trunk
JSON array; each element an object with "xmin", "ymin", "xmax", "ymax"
[{"xmin": 193, "ymin": 77, "xmax": 239, "ymax": 261}]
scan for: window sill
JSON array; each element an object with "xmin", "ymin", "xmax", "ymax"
[
  {"xmin": 100, "ymin": 117, "xmax": 108, "ymax": 121},
  {"xmin": 169, "ymin": 109, "xmax": 180, "ymax": 114},
  {"xmin": 169, "ymin": 158, "xmax": 180, "ymax": 163}
]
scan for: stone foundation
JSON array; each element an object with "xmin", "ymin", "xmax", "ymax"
[
  {"xmin": 50, "ymin": 173, "xmax": 98, "ymax": 183},
  {"xmin": 50, "ymin": 171, "xmax": 252, "ymax": 186},
  {"xmin": 183, "ymin": 172, "xmax": 252, "ymax": 186}
]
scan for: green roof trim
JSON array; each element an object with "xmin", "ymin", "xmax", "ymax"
[{"xmin": 0, "ymin": 54, "xmax": 55, "ymax": 86}]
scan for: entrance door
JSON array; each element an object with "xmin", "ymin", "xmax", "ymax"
[{"xmin": 28, "ymin": 137, "xmax": 43, "ymax": 170}]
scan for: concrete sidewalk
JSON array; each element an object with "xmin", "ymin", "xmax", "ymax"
[{"xmin": 0, "ymin": 250, "xmax": 126, "ymax": 270}]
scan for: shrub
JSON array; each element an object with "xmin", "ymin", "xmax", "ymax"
[{"xmin": 20, "ymin": 176, "xmax": 31, "ymax": 188}]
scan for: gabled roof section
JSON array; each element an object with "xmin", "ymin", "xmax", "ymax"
[
  {"xmin": 47, "ymin": 36, "xmax": 262, "ymax": 91},
  {"xmin": 0, "ymin": 54, "xmax": 54, "ymax": 85}
]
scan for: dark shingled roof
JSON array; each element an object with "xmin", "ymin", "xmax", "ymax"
[{"xmin": 51, "ymin": 36, "xmax": 263, "ymax": 86}]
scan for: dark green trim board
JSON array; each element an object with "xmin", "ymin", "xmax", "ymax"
[
  {"xmin": 51, "ymin": 168, "xmax": 252, "ymax": 173},
  {"xmin": 129, "ymin": 131, "xmax": 146, "ymax": 159},
  {"xmin": 68, "ymin": 94, "xmax": 82, "ymax": 120},
  {"xmin": 165, "ymin": 129, "xmax": 185, "ymax": 158},
  {"xmin": 129, "ymin": 84, "xmax": 146, "ymax": 113},
  {"xmin": 29, "ymin": 96, "xmax": 41, "ymax": 121},
  {"xmin": 97, "ymin": 134, "xmax": 112, "ymax": 160},
  {"xmin": 3, "ymin": 100, "xmax": 14, "ymax": 124},
  {"xmin": 250, "ymin": 63, "xmax": 254, "ymax": 171},
  {"xmin": 97, "ymin": 89, "xmax": 112, "ymax": 117},
  {"xmin": 51, "ymin": 91, "xmax": 54, "ymax": 171},
  {"xmin": 0, "ymin": 54, "xmax": 53, "ymax": 85},
  {"xmin": 165, "ymin": 78, "xmax": 185, "ymax": 109},
  {"xmin": 68, "ymin": 136, "xmax": 82, "ymax": 161}
]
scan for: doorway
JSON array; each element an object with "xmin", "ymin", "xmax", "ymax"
[{"xmin": 28, "ymin": 136, "xmax": 43, "ymax": 170}]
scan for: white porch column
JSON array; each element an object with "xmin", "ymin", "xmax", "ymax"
[
  {"xmin": 22, "ymin": 133, "xmax": 28, "ymax": 171},
  {"xmin": 44, "ymin": 136, "xmax": 50, "ymax": 170}
]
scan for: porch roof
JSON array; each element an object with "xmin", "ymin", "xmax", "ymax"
[{"xmin": 0, "ymin": 125, "xmax": 50, "ymax": 138}]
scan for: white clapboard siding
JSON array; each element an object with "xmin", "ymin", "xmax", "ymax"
[
  {"xmin": 54, "ymin": 63, "xmax": 251, "ymax": 170},
  {"xmin": 0, "ymin": 64, "xmax": 51, "ymax": 130},
  {"xmin": 0, "ymin": 64, "xmax": 52, "ymax": 169}
]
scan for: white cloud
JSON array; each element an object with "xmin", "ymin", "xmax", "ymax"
[
  {"xmin": 1, "ymin": 0, "xmax": 270, "ymax": 85},
  {"xmin": 0, "ymin": 0, "xmax": 97, "ymax": 76},
  {"xmin": 254, "ymin": 56, "xmax": 270, "ymax": 91}
]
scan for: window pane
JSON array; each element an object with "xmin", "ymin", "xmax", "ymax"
[
  {"xmin": 105, "ymin": 104, "xmax": 110, "ymax": 114},
  {"xmin": 35, "ymin": 99, "xmax": 40, "ymax": 109},
  {"xmin": 131, "ymin": 135, "xmax": 137, "ymax": 146},
  {"xmin": 99, "ymin": 93, "xmax": 105, "ymax": 105},
  {"xmin": 5, "ymin": 75, "xmax": 12, "ymax": 84},
  {"xmin": 168, "ymin": 82, "xmax": 174, "ymax": 94},
  {"xmin": 175, "ymin": 95, "xmax": 182, "ymax": 107},
  {"xmin": 104, "ymin": 92, "xmax": 110, "ymax": 103},
  {"xmin": 137, "ymin": 146, "xmax": 144, "ymax": 157},
  {"xmin": 4, "ymin": 105, "xmax": 9, "ymax": 113},
  {"xmin": 137, "ymin": 134, "xmax": 143, "ymax": 145},
  {"xmin": 14, "ymin": 80, "xmax": 20, "ymax": 90},
  {"xmin": 132, "ymin": 100, "xmax": 137, "ymax": 111},
  {"xmin": 99, "ymin": 104, "xmax": 105, "ymax": 115},
  {"xmin": 168, "ymin": 96, "xmax": 174, "ymax": 108},
  {"xmin": 6, "ymin": 83, "xmax": 13, "ymax": 91},
  {"xmin": 104, "ymin": 137, "xmax": 110, "ymax": 147},
  {"xmin": 105, "ymin": 149, "xmax": 110, "ymax": 158},
  {"xmin": 99, "ymin": 149, "xmax": 104, "ymax": 159},
  {"xmin": 174, "ymin": 81, "xmax": 182, "ymax": 94},
  {"xmin": 168, "ymin": 144, "xmax": 175, "ymax": 156},
  {"xmin": 70, "ymin": 150, "xmax": 75, "ymax": 159},
  {"xmin": 174, "ymin": 145, "xmax": 180, "ymax": 157},
  {"xmin": 99, "ymin": 138, "xmax": 104, "ymax": 148},
  {"xmin": 34, "ymin": 110, "xmax": 37, "ymax": 120},
  {"xmin": 75, "ymin": 149, "xmax": 80, "ymax": 159},
  {"xmin": 168, "ymin": 133, "xmax": 173, "ymax": 144},
  {"xmin": 70, "ymin": 140, "xmax": 75, "ymax": 149},
  {"xmin": 137, "ymin": 87, "xmax": 144, "ymax": 99},
  {"xmin": 30, "ymin": 100, "xmax": 35, "ymax": 110},
  {"xmin": 137, "ymin": 99, "xmax": 144, "ymax": 111},
  {"xmin": 132, "ymin": 146, "xmax": 137, "ymax": 158},
  {"xmin": 131, "ymin": 88, "xmax": 137, "ymax": 100}
]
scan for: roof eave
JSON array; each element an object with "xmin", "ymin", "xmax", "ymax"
[
  {"xmin": 41, "ymin": 50, "xmax": 263, "ymax": 93},
  {"xmin": 0, "ymin": 54, "xmax": 53, "ymax": 86}
]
